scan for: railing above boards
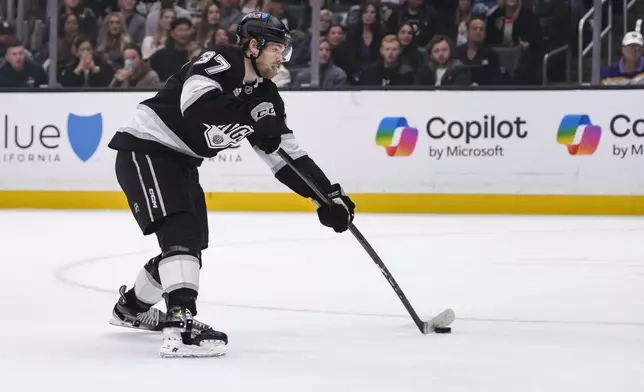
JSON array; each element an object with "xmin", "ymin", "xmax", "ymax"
[
  {"xmin": 578, "ymin": 0, "xmax": 613, "ymax": 85},
  {"xmin": 542, "ymin": 45, "xmax": 571, "ymax": 86}
]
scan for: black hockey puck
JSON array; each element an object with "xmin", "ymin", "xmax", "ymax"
[{"xmin": 434, "ymin": 327, "xmax": 451, "ymax": 334}]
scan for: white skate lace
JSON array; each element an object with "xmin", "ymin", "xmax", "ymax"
[
  {"xmin": 136, "ymin": 308, "xmax": 160, "ymax": 326},
  {"xmin": 192, "ymin": 319, "xmax": 210, "ymax": 331}
]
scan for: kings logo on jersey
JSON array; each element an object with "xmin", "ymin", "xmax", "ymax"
[{"xmin": 203, "ymin": 123, "xmax": 254, "ymax": 149}]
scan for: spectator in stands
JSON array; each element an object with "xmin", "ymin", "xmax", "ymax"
[
  {"xmin": 340, "ymin": 3, "xmax": 384, "ymax": 84},
  {"xmin": 0, "ymin": 21, "xmax": 16, "ymax": 63},
  {"xmin": 109, "ymin": 43, "xmax": 161, "ymax": 88},
  {"xmin": 209, "ymin": 26, "xmax": 233, "ymax": 45},
  {"xmin": 97, "ymin": 12, "xmax": 133, "ymax": 71},
  {"xmin": 195, "ymin": 2, "xmax": 222, "ymax": 47},
  {"xmin": 0, "ymin": 19, "xmax": 12, "ymax": 38},
  {"xmin": 296, "ymin": 0, "xmax": 329, "ymax": 35},
  {"xmin": 141, "ymin": 7, "xmax": 176, "ymax": 60},
  {"xmin": 149, "ymin": 17, "xmax": 193, "ymax": 82},
  {"xmin": 59, "ymin": 0, "xmax": 98, "ymax": 44},
  {"xmin": 39, "ymin": 13, "xmax": 80, "ymax": 80},
  {"xmin": 472, "ymin": 1, "xmax": 492, "ymax": 15},
  {"xmin": 358, "ymin": 35, "xmax": 415, "ymax": 86},
  {"xmin": 386, "ymin": 0, "xmax": 442, "ymax": 48},
  {"xmin": 145, "ymin": 0, "xmax": 192, "ymax": 36},
  {"xmin": 454, "ymin": 16, "xmax": 501, "ymax": 85},
  {"xmin": 293, "ymin": 38, "xmax": 347, "ymax": 88},
  {"xmin": 272, "ymin": 64, "xmax": 292, "ymax": 88},
  {"xmin": 190, "ymin": 8, "xmax": 203, "ymax": 37},
  {"xmin": 415, "ymin": 34, "xmax": 470, "ymax": 86},
  {"xmin": 85, "ymin": 0, "xmax": 113, "ymax": 19},
  {"xmin": 486, "ymin": 0, "xmax": 543, "ymax": 84},
  {"xmin": 319, "ymin": 8, "xmax": 333, "ymax": 33},
  {"xmin": 290, "ymin": 8, "xmax": 334, "ymax": 67},
  {"xmin": 239, "ymin": 0, "xmax": 264, "ymax": 14},
  {"xmin": 346, "ymin": 0, "xmax": 395, "ymax": 34},
  {"xmin": 57, "ymin": 13, "xmax": 80, "ymax": 65},
  {"xmin": 267, "ymin": 0, "xmax": 299, "ymax": 31},
  {"xmin": 185, "ymin": 0, "xmax": 208, "ymax": 13},
  {"xmin": 219, "ymin": 0, "xmax": 245, "ymax": 32},
  {"xmin": 119, "ymin": 0, "xmax": 147, "ymax": 45},
  {"xmin": 397, "ymin": 22, "xmax": 424, "ymax": 72},
  {"xmin": 327, "ymin": 24, "xmax": 345, "ymax": 49},
  {"xmin": 600, "ymin": 31, "xmax": 644, "ymax": 85},
  {"xmin": 60, "ymin": 35, "xmax": 113, "ymax": 87},
  {"xmin": 186, "ymin": 41, "xmax": 202, "ymax": 60},
  {"xmin": 0, "ymin": 38, "xmax": 48, "ymax": 88},
  {"xmin": 449, "ymin": 0, "xmax": 472, "ymax": 46}
]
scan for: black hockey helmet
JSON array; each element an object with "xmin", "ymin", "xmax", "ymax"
[{"xmin": 236, "ymin": 12, "xmax": 292, "ymax": 62}]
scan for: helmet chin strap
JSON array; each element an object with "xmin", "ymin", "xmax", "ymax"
[
  {"xmin": 250, "ymin": 54, "xmax": 264, "ymax": 79},
  {"xmin": 243, "ymin": 43, "xmax": 265, "ymax": 79}
]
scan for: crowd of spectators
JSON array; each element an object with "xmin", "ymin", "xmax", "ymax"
[{"xmin": 0, "ymin": 0, "xmax": 641, "ymax": 89}]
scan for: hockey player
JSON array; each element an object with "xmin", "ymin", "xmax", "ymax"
[{"xmin": 106, "ymin": 12, "xmax": 356, "ymax": 358}]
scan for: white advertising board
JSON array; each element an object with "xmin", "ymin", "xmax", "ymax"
[{"xmin": 0, "ymin": 90, "xmax": 643, "ymax": 195}]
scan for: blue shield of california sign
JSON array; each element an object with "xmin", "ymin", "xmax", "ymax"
[{"xmin": 67, "ymin": 113, "xmax": 103, "ymax": 162}]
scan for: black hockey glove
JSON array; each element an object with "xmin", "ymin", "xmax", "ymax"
[
  {"xmin": 315, "ymin": 184, "xmax": 355, "ymax": 233},
  {"xmin": 247, "ymin": 133, "xmax": 281, "ymax": 154}
]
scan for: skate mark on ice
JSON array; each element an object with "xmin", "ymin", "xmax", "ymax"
[{"xmin": 54, "ymin": 247, "xmax": 644, "ymax": 328}]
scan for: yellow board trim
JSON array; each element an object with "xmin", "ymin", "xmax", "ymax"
[{"xmin": 0, "ymin": 191, "xmax": 643, "ymax": 215}]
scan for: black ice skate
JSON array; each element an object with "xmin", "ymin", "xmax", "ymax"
[
  {"xmin": 109, "ymin": 285, "xmax": 224, "ymax": 339},
  {"xmin": 109, "ymin": 285, "xmax": 164, "ymax": 331},
  {"xmin": 160, "ymin": 306, "xmax": 227, "ymax": 358}
]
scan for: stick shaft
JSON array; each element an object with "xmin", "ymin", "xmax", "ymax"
[{"xmin": 276, "ymin": 149, "xmax": 425, "ymax": 333}]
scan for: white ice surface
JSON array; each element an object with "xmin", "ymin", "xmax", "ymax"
[{"xmin": 1, "ymin": 211, "xmax": 643, "ymax": 391}]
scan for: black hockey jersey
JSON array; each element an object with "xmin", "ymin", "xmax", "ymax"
[
  {"xmin": 108, "ymin": 44, "xmax": 303, "ymax": 171},
  {"xmin": 108, "ymin": 44, "xmax": 333, "ymax": 201}
]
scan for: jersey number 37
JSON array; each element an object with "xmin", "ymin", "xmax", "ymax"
[{"xmin": 194, "ymin": 51, "xmax": 231, "ymax": 75}]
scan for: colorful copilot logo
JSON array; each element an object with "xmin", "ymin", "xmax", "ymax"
[
  {"xmin": 375, "ymin": 117, "xmax": 419, "ymax": 157},
  {"xmin": 556, "ymin": 114, "xmax": 601, "ymax": 156}
]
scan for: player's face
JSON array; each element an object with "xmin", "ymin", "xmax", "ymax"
[
  {"xmin": 214, "ymin": 28, "xmax": 229, "ymax": 44},
  {"xmin": 160, "ymin": 10, "xmax": 175, "ymax": 30},
  {"xmin": 5, "ymin": 45, "xmax": 25, "ymax": 69},
  {"xmin": 468, "ymin": 19, "xmax": 485, "ymax": 43},
  {"xmin": 622, "ymin": 43, "xmax": 643, "ymax": 61},
  {"xmin": 257, "ymin": 42, "xmax": 286, "ymax": 78},
  {"xmin": 380, "ymin": 40, "xmax": 400, "ymax": 65},
  {"xmin": 327, "ymin": 26, "xmax": 344, "ymax": 46},
  {"xmin": 318, "ymin": 41, "xmax": 331, "ymax": 64},
  {"xmin": 207, "ymin": 4, "xmax": 220, "ymax": 24},
  {"xmin": 320, "ymin": 12, "xmax": 332, "ymax": 32},
  {"xmin": 64, "ymin": 14, "xmax": 79, "ymax": 35},
  {"xmin": 431, "ymin": 40, "xmax": 450, "ymax": 66},
  {"xmin": 76, "ymin": 41, "xmax": 93, "ymax": 58},
  {"xmin": 172, "ymin": 24, "xmax": 193, "ymax": 45},
  {"xmin": 108, "ymin": 15, "xmax": 123, "ymax": 36},
  {"xmin": 397, "ymin": 24, "xmax": 413, "ymax": 46},
  {"xmin": 123, "ymin": 48, "xmax": 141, "ymax": 69}
]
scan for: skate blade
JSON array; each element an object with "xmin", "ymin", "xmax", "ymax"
[
  {"xmin": 109, "ymin": 317, "xmax": 137, "ymax": 329},
  {"xmin": 159, "ymin": 351, "xmax": 227, "ymax": 358},
  {"xmin": 159, "ymin": 341, "xmax": 227, "ymax": 358},
  {"xmin": 109, "ymin": 317, "xmax": 159, "ymax": 332}
]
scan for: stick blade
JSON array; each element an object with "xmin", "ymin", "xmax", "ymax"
[{"xmin": 422, "ymin": 308, "xmax": 456, "ymax": 334}]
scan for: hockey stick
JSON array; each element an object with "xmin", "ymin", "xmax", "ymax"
[{"xmin": 276, "ymin": 148, "xmax": 455, "ymax": 334}]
